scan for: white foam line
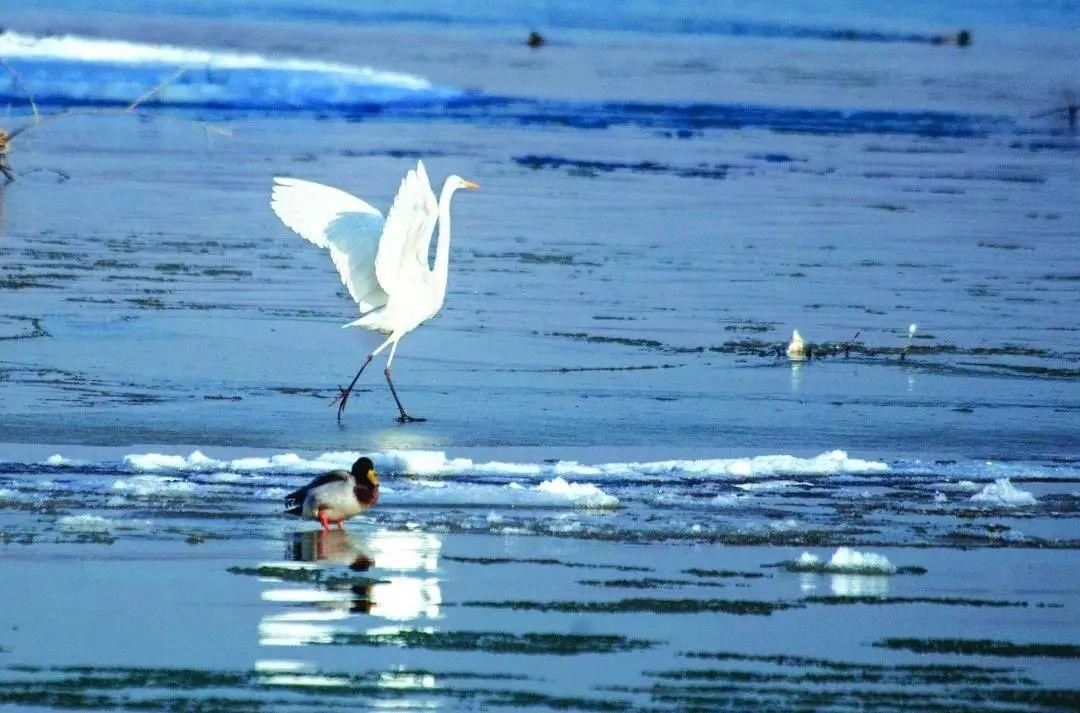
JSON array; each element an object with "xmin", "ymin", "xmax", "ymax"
[{"xmin": 0, "ymin": 31, "xmax": 433, "ymax": 90}]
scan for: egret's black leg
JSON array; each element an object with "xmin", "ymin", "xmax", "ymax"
[
  {"xmin": 385, "ymin": 367, "xmax": 426, "ymax": 423},
  {"xmin": 331, "ymin": 354, "xmax": 373, "ymax": 421}
]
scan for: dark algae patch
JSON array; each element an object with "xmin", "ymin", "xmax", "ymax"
[
  {"xmin": 683, "ymin": 568, "xmax": 766, "ymax": 579},
  {"xmin": 0, "ymin": 665, "xmax": 629, "ymax": 711},
  {"xmin": 579, "ymin": 576, "xmax": 728, "ymax": 589},
  {"xmin": 442, "ymin": 555, "xmax": 651, "ymax": 572},
  {"xmin": 514, "ymin": 154, "xmax": 729, "ymax": 180},
  {"xmin": 875, "ymin": 638, "xmax": 1080, "ymax": 659},
  {"xmin": 462, "ymin": 598, "xmax": 792, "ymax": 615},
  {"xmin": 226, "ymin": 565, "xmax": 385, "ymax": 588},
  {"xmin": 328, "ymin": 630, "xmax": 657, "ymax": 655},
  {"xmin": 600, "ymin": 648, "xmax": 1079, "ymax": 712},
  {"xmin": 804, "ymin": 596, "xmax": 1029, "ymax": 608}
]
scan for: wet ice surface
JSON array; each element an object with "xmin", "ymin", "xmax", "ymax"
[
  {"xmin": 2, "ymin": 106, "xmax": 1078, "ymax": 455},
  {"xmin": 1, "ymin": 447, "xmax": 1079, "ymax": 710},
  {"xmin": 2, "ymin": 1, "xmax": 1080, "ymax": 710}
]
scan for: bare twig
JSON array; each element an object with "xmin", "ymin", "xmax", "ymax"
[
  {"xmin": 0, "ymin": 58, "xmax": 40, "ymax": 127},
  {"xmin": 0, "ymin": 65, "xmax": 230, "ymax": 182},
  {"xmin": 10, "ymin": 66, "xmax": 189, "ymax": 139}
]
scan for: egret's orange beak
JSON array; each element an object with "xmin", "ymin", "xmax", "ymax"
[{"xmin": 462, "ymin": 180, "xmax": 479, "ymax": 189}]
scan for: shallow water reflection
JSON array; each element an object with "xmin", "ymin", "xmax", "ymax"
[
  {"xmin": 287, "ymin": 529, "xmax": 375, "ymax": 571},
  {"xmin": 789, "ymin": 361, "xmax": 804, "ymax": 393},
  {"xmin": 258, "ymin": 528, "xmax": 443, "ymax": 648},
  {"xmin": 830, "ymin": 573, "xmax": 890, "ymax": 597}
]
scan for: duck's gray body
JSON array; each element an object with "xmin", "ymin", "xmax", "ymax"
[{"xmin": 284, "ymin": 469, "xmax": 378, "ymax": 526}]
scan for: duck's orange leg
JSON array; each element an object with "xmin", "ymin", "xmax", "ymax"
[
  {"xmin": 336, "ymin": 520, "xmax": 345, "ymax": 531},
  {"xmin": 318, "ymin": 510, "xmax": 331, "ymax": 532}
]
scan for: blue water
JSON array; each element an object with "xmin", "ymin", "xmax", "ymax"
[{"xmin": 13, "ymin": 0, "xmax": 1080, "ymax": 32}]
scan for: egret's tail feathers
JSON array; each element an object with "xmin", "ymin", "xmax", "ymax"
[{"xmin": 345, "ymin": 307, "xmax": 395, "ymax": 333}]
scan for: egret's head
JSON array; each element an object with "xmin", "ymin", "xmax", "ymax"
[
  {"xmin": 351, "ymin": 456, "xmax": 378, "ymax": 486},
  {"xmin": 445, "ymin": 175, "xmax": 479, "ymax": 193}
]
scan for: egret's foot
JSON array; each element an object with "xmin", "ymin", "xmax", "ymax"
[
  {"xmin": 330, "ymin": 385, "xmax": 352, "ymax": 420},
  {"xmin": 396, "ymin": 413, "xmax": 427, "ymax": 424}
]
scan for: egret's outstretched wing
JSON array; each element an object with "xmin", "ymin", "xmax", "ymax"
[
  {"xmin": 374, "ymin": 161, "xmax": 438, "ymax": 297},
  {"xmin": 271, "ymin": 177, "xmax": 389, "ymax": 312}
]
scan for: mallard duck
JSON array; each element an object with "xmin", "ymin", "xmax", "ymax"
[{"xmin": 284, "ymin": 457, "xmax": 379, "ymax": 531}]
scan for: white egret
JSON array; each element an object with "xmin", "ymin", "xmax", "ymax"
[{"xmin": 270, "ymin": 161, "xmax": 477, "ymax": 422}]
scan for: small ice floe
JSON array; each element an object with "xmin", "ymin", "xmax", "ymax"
[
  {"xmin": 535, "ymin": 477, "xmax": 618, "ymax": 508},
  {"xmin": 44, "ymin": 454, "xmax": 82, "ymax": 466},
  {"xmin": 786, "ymin": 330, "xmax": 807, "ymax": 360},
  {"xmin": 124, "ymin": 450, "xmax": 220, "ymax": 471},
  {"xmin": 711, "ymin": 494, "xmax": 742, "ymax": 506},
  {"xmin": 933, "ymin": 491, "xmax": 948, "ymax": 503},
  {"xmin": 789, "ymin": 547, "xmax": 898, "ymax": 575},
  {"xmin": 111, "ymin": 475, "xmax": 196, "ymax": 497},
  {"xmin": 57, "ymin": 514, "xmax": 114, "ymax": 533},
  {"xmin": 734, "ymin": 480, "xmax": 811, "ymax": 492},
  {"xmin": 970, "ymin": 478, "xmax": 1037, "ymax": 507}
]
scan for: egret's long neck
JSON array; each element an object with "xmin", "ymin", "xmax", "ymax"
[{"xmin": 432, "ymin": 184, "xmax": 457, "ymax": 300}]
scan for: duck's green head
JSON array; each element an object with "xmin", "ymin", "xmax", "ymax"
[{"xmin": 351, "ymin": 456, "xmax": 378, "ymax": 486}]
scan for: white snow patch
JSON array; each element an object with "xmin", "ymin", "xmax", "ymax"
[
  {"xmin": 44, "ymin": 454, "xmax": 81, "ymax": 466},
  {"xmin": 792, "ymin": 547, "xmax": 897, "ymax": 575},
  {"xmin": 827, "ymin": 547, "xmax": 897, "ymax": 574},
  {"xmin": 535, "ymin": 477, "xmax": 618, "ymax": 508},
  {"xmin": 970, "ymin": 478, "xmax": 1037, "ymax": 507},
  {"xmin": 118, "ymin": 448, "xmax": 886, "ymax": 479},
  {"xmin": 124, "ymin": 450, "xmax": 219, "ymax": 471}
]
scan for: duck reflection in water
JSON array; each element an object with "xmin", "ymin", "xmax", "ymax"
[
  {"xmin": 288, "ymin": 529, "xmax": 375, "ymax": 571},
  {"xmin": 282, "ymin": 528, "xmax": 443, "ymax": 621},
  {"xmin": 286, "ymin": 530, "xmax": 376, "ymax": 613}
]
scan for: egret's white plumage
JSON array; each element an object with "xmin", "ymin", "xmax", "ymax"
[{"xmin": 270, "ymin": 161, "xmax": 477, "ymax": 421}]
